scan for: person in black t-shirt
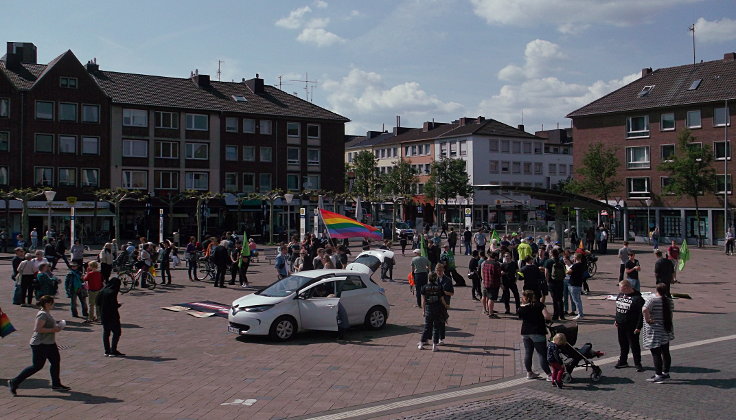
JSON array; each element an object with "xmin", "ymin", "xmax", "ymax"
[
  {"xmin": 417, "ymin": 273, "xmax": 448, "ymax": 351},
  {"xmin": 518, "ymin": 289, "xmax": 552, "ymax": 379},
  {"xmin": 567, "ymin": 253, "xmax": 586, "ymax": 319},
  {"xmin": 500, "ymin": 252, "xmax": 521, "ymax": 314},
  {"xmin": 653, "ymin": 249, "xmax": 673, "ymax": 297},
  {"xmin": 614, "ymin": 279, "xmax": 645, "ymax": 371},
  {"xmin": 519, "ymin": 256, "xmax": 545, "ymax": 302},
  {"xmin": 624, "ymin": 251, "xmax": 641, "ymax": 291}
]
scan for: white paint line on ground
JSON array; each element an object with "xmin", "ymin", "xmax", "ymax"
[
  {"xmin": 304, "ymin": 333, "xmax": 736, "ymax": 420},
  {"xmin": 221, "ymin": 398, "xmax": 257, "ymax": 406}
]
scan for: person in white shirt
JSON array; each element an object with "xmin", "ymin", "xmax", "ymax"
[{"xmin": 30, "ymin": 228, "xmax": 38, "ymax": 250}]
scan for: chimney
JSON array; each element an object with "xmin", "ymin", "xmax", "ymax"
[
  {"xmin": 366, "ymin": 131, "xmax": 382, "ymax": 139},
  {"xmin": 517, "ymin": 124, "xmax": 525, "ymax": 133},
  {"xmin": 458, "ymin": 117, "xmax": 473, "ymax": 126},
  {"xmin": 245, "ymin": 73, "xmax": 264, "ymax": 94},
  {"xmin": 641, "ymin": 67, "xmax": 653, "ymax": 78},
  {"xmin": 423, "ymin": 121, "xmax": 434, "ymax": 132},
  {"xmin": 724, "ymin": 52, "xmax": 736, "ymax": 62},
  {"xmin": 5, "ymin": 42, "xmax": 37, "ymax": 69},
  {"xmin": 190, "ymin": 69, "xmax": 210, "ymax": 88},
  {"xmin": 476, "ymin": 116, "xmax": 485, "ymax": 123},
  {"xmin": 86, "ymin": 58, "xmax": 99, "ymax": 73}
]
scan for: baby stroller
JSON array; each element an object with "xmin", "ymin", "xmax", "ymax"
[{"xmin": 547, "ymin": 321, "xmax": 603, "ymax": 383}]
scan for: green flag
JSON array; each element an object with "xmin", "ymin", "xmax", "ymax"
[
  {"xmin": 491, "ymin": 230, "xmax": 501, "ymax": 242},
  {"xmin": 678, "ymin": 239, "xmax": 689, "ymax": 271},
  {"xmin": 420, "ymin": 234, "xmax": 428, "ymax": 258},
  {"xmin": 241, "ymin": 231, "xmax": 251, "ymax": 257}
]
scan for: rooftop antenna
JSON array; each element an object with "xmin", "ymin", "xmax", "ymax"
[
  {"xmin": 689, "ymin": 23, "xmax": 696, "ymax": 65},
  {"xmin": 216, "ymin": 60, "xmax": 224, "ymax": 81},
  {"xmin": 277, "ymin": 75, "xmax": 283, "ymax": 90},
  {"xmin": 290, "ymin": 72, "xmax": 318, "ymax": 102},
  {"xmin": 521, "ymin": 109, "xmax": 524, "ymax": 125}
]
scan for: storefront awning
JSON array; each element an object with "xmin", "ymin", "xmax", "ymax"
[{"xmin": 27, "ymin": 209, "xmax": 115, "ymax": 217}]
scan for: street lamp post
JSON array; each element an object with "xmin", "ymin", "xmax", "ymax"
[
  {"xmin": 44, "ymin": 190, "xmax": 56, "ymax": 239},
  {"xmin": 284, "ymin": 193, "xmax": 294, "ymax": 241},
  {"xmin": 645, "ymin": 198, "xmax": 653, "ymax": 242}
]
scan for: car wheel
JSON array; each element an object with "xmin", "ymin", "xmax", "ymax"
[
  {"xmin": 365, "ymin": 306, "xmax": 387, "ymax": 330},
  {"xmin": 269, "ymin": 316, "xmax": 297, "ymax": 341}
]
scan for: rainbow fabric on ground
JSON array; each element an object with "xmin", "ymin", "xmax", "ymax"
[
  {"xmin": 0, "ymin": 311, "xmax": 16, "ymax": 338},
  {"xmin": 319, "ymin": 209, "xmax": 383, "ymax": 241}
]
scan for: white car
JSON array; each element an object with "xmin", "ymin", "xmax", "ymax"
[{"xmin": 228, "ymin": 250, "xmax": 392, "ymax": 341}]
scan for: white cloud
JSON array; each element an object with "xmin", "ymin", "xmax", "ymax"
[
  {"xmin": 694, "ymin": 17, "xmax": 736, "ymax": 43},
  {"xmin": 470, "ymin": 0, "xmax": 701, "ymax": 33},
  {"xmin": 323, "ymin": 68, "xmax": 463, "ymax": 133},
  {"xmin": 297, "ymin": 26, "xmax": 346, "ymax": 47},
  {"xmin": 275, "ymin": 6, "xmax": 312, "ymax": 29},
  {"xmin": 498, "ymin": 39, "xmax": 566, "ymax": 82},
  {"xmin": 314, "ymin": 0, "xmax": 328, "ymax": 8}
]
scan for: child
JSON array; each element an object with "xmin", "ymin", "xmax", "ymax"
[{"xmin": 547, "ymin": 333, "xmax": 567, "ymax": 389}]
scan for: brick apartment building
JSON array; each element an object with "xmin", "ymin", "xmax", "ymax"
[
  {"xmin": 1, "ymin": 42, "xmax": 348, "ymax": 241},
  {"xmin": 567, "ymin": 53, "xmax": 736, "ymax": 244}
]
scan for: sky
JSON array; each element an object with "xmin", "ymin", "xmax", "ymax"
[{"xmin": 2, "ymin": 0, "xmax": 736, "ymax": 135}]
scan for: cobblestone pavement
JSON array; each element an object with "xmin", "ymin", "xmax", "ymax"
[{"xmin": 0, "ymin": 242, "xmax": 734, "ymax": 419}]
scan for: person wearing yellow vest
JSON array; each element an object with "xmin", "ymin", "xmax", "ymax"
[{"xmin": 517, "ymin": 238, "xmax": 533, "ymax": 269}]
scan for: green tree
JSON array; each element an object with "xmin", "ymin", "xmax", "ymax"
[
  {"xmin": 659, "ymin": 129, "xmax": 717, "ymax": 247},
  {"xmin": 10, "ymin": 188, "xmax": 44, "ymax": 241},
  {"xmin": 157, "ymin": 191, "xmax": 187, "ymax": 237},
  {"xmin": 182, "ymin": 190, "xmax": 223, "ymax": 243},
  {"xmin": 249, "ymin": 189, "xmax": 283, "ymax": 244},
  {"xmin": 424, "ymin": 158, "xmax": 473, "ymax": 225},
  {"xmin": 566, "ymin": 142, "xmax": 621, "ymax": 205},
  {"xmin": 349, "ymin": 151, "xmax": 379, "ymax": 199},
  {"xmin": 97, "ymin": 188, "xmax": 144, "ymax": 244},
  {"xmin": 381, "ymin": 158, "xmax": 418, "ymax": 228}
]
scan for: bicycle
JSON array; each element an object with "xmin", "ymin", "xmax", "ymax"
[
  {"xmin": 118, "ymin": 266, "xmax": 158, "ymax": 293},
  {"xmin": 193, "ymin": 255, "xmax": 216, "ymax": 282}
]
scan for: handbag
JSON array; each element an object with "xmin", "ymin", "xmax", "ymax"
[
  {"xmin": 0, "ymin": 309, "xmax": 17, "ymax": 338},
  {"xmin": 12, "ymin": 283, "xmax": 23, "ymax": 305}
]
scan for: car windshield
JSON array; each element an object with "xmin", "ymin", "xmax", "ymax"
[
  {"xmin": 396, "ymin": 223, "xmax": 410, "ymax": 229},
  {"xmin": 352, "ymin": 254, "xmax": 381, "ymax": 272},
  {"xmin": 257, "ymin": 275, "xmax": 314, "ymax": 297}
]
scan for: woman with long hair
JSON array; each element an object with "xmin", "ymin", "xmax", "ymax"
[
  {"xmin": 518, "ymin": 289, "xmax": 552, "ymax": 380},
  {"xmin": 642, "ymin": 282, "xmax": 675, "ymax": 383}
]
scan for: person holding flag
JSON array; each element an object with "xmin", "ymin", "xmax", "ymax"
[
  {"xmin": 676, "ymin": 239, "xmax": 688, "ymax": 275},
  {"xmin": 238, "ymin": 232, "xmax": 252, "ymax": 288}
]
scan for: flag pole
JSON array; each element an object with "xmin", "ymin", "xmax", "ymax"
[{"xmin": 318, "ymin": 208, "xmax": 334, "ymax": 244}]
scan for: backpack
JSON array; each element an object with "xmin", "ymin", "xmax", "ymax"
[{"xmin": 552, "ymin": 259, "xmax": 566, "ymax": 282}]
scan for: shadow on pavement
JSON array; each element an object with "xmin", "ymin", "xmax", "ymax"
[
  {"xmin": 669, "ymin": 366, "xmax": 720, "ymax": 374},
  {"xmin": 15, "ymin": 390, "xmax": 124, "ymax": 404},
  {"xmin": 663, "ymin": 378, "xmax": 736, "ymax": 389},
  {"xmin": 119, "ymin": 355, "xmax": 177, "ymax": 362}
]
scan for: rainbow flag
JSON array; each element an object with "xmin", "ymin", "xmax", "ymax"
[
  {"xmin": 319, "ymin": 209, "xmax": 383, "ymax": 240},
  {"xmin": 0, "ymin": 311, "xmax": 16, "ymax": 338}
]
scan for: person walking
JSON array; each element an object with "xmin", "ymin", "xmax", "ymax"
[
  {"xmin": 463, "ymin": 227, "xmax": 473, "ymax": 255},
  {"xmin": 448, "ymin": 228, "xmax": 458, "ymax": 254},
  {"xmin": 519, "ymin": 289, "xmax": 552, "ymax": 381},
  {"xmin": 654, "ymin": 249, "xmax": 674, "ymax": 297},
  {"xmin": 7, "ymin": 295, "xmax": 71, "ymax": 395},
  {"xmin": 275, "ymin": 245, "xmax": 288, "ymax": 279},
  {"xmin": 473, "ymin": 229, "xmax": 487, "ymax": 253},
  {"xmin": 481, "ymin": 252, "xmax": 502, "ymax": 319},
  {"xmin": 566, "ymin": 253, "xmax": 586, "ymax": 320},
  {"xmin": 399, "ymin": 232, "xmax": 408, "ymax": 256},
  {"xmin": 211, "ymin": 240, "xmax": 229, "ymax": 288},
  {"xmin": 546, "ymin": 248, "xmax": 566, "ymax": 321},
  {"xmin": 186, "ymin": 237, "xmax": 198, "ymax": 281},
  {"xmin": 417, "ymin": 273, "xmax": 448, "ymax": 352},
  {"xmin": 70, "ymin": 239, "xmax": 85, "ymax": 270},
  {"xmin": 500, "ymin": 251, "xmax": 521, "ymax": 314},
  {"xmin": 651, "ymin": 227, "xmax": 660, "ymax": 250},
  {"xmin": 16, "ymin": 253, "xmax": 36, "ymax": 306},
  {"xmin": 667, "ymin": 240, "xmax": 680, "ymax": 283},
  {"xmin": 411, "ymin": 249, "xmax": 431, "ymax": 308},
  {"xmin": 30, "ymin": 228, "xmax": 38, "ymax": 250},
  {"xmin": 726, "ymin": 228, "xmax": 735, "ymax": 256},
  {"xmin": 435, "ymin": 263, "xmax": 454, "ymax": 345},
  {"xmin": 98, "ymin": 277, "xmax": 125, "ymax": 357},
  {"xmin": 642, "ymin": 283, "xmax": 675, "ymax": 383},
  {"xmin": 84, "ymin": 261, "xmax": 104, "ymax": 323},
  {"xmin": 614, "ymin": 279, "xmax": 645, "ymax": 372},
  {"xmin": 44, "ymin": 239, "xmax": 58, "ymax": 271},
  {"xmin": 159, "ymin": 240, "xmax": 173, "ymax": 285},
  {"xmin": 55, "ymin": 235, "xmax": 71, "ymax": 270},
  {"xmin": 99, "ymin": 243, "xmax": 114, "ymax": 284},
  {"xmin": 230, "ymin": 242, "xmax": 243, "ymax": 283},
  {"xmin": 238, "ymin": 252, "xmax": 251, "ymax": 288},
  {"xmin": 617, "ymin": 241, "xmax": 630, "ymax": 282},
  {"xmin": 468, "ymin": 250, "xmax": 481, "ymax": 301}
]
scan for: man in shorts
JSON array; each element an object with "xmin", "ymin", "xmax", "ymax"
[{"xmin": 481, "ymin": 252, "xmax": 502, "ymax": 319}]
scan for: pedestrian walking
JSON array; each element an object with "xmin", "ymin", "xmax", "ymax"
[
  {"xmin": 399, "ymin": 232, "xmax": 408, "ymax": 256},
  {"xmin": 468, "ymin": 250, "xmax": 481, "ymax": 300},
  {"xmin": 651, "ymin": 227, "xmax": 660, "ymax": 250},
  {"xmin": 211, "ymin": 240, "xmax": 229, "ymax": 288},
  {"xmin": 435, "ymin": 263, "xmax": 454, "ymax": 344},
  {"xmin": 654, "ymin": 249, "xmax": 674, "ymax": 297},
  {"xmin": 84, "ymin": 261, "xmax": 104, "ymax": 323},
  {"xmin": 30, "ymin": 228, "xmax": 38, "ymax": 250},
  {"xmin": 617, "ymin": 241, "xmax": 630, "ymax": 282},
  {"xmin": 98, "ymin": 277, "xmax": 125, "ymax": 357},
  {"xmin": 726, "ymin": 228, "xmax": 735, "ymax": 255},
  {"xmin": 481, "ymin": 252, "xmax": 502, "ymax": 318},
  {"xmin": 500, "ymin": 251, "xmax": 520, "ymax": 314},
  {"xmin": 545, "ymin": 248, "xmax": 566, "ymax": 321},
  {"xmin": 7, "ymin": 295, "xmax": 71, "ymax": 395},
  {"xmin": 238, "ymin": 252, "xmax": 251, "ymax": 287},
  {"xmin": 159, "ymin": 240, "xmax": 173, "ymax": 285},
  {"xmin": 16, "ymin": 253, "xmax": 36, "ymax": 306},
  {"xmin": 642, "ymin": 283, "xmax": 675, "ymax": 383},
  {"xmin": 186, "ymin": 237, "xmax": 197, "ymax": 281},
  {"xmin": 448, "ymin": 228, "xmax": 458, "ymax": 254},
  {"xmin": 55, "ymin": 235, "xmax": 71, "ymax": 270},
  {"xmin": 473, "ymin": 229, "xmax": 487, "ymax": 252},
  {"xmin": 44, "ymin": 239, "xmax": 58, "ymax": 271},
  {"xmin": 417, "ymin": 273, "xmax": 448, "ymax": 352},
  {"xmin": 614, "ymin": 279, "xmax": 645, "ymax": 372},
  {"xmin": 99, "ymin": 243, "xmax": 114, "ymax": 284},
  {"xmin": 275, "ymin": 245, "xmax": 288, "ymax": 279},
  {"xmin": 411, "ymin": 249, "xmax": 431, "ymax": 308},
  {"xmin": 463, "ymin": 227, "xmax": 472, "ymax": 255},
  {"xmin": 566, "ymin": 253, "xmax": 586, "ymax": 320},
  {"xmin": 667, "ymin": 240, "xmax": 680, "ymax": 283},
  {"xmin": 70, "ymin": 239, "xmax": 85, "ymax": 270},
  {"xmin": 519, "ymin": 289, "xmax": 552, "ymax": 380}
]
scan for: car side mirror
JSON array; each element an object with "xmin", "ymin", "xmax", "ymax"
[{"xmin": 297, "ymin": 292, "xmax": 308, "ymax": 300}]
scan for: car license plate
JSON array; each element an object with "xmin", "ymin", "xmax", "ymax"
[{"xmin": 227, "ymin": 326, "xmax": 240, "ymax": 334}]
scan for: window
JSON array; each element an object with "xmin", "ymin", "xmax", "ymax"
[
  {"xmin": 58, "ymin": 136, "xmax": 76, "ymax": 154},
  {"xmin": 58, "ymin": 168, "xmax": 76, "ymax": 186},
  {"xmin": 242, "ymin": 146, "xmax": 255, "ymax": 162},
  {"xmin": 58, "ymin": 103, "xmax": 77, "ymax": 121},
  {"xmin": 0, "ymin": 166, "xmax": 7, "ymax": 185},
  {"xmin": 500, "ymin": 140, "xmax": 510, "ymax": 153},
  {"xmin": 717, "ymin": 174, "xmax": 732, "ymax": 194},
  {"xmin": 81, "ymin": 169, "xmax": 99, "ymax": 187},
  {"xmin": 287, "ymin": 122, "xmax": 300, "ymax": 137},
  {"xmin": 626, "ymin": 146, "xmax": 650, "ymax": 169},
  {"xmin": 439, "ymin": 143, "xmax": 447, "ymax": 157},
  {"xmin": 307, "ymin": 124, "xmax": 320, "ymax": 138},
  {"xmin": 35, "ymin": 134, "xmax": 53, "ymax": 153},
  {"xmin": 424, "ymin": 144, "xmax": 430, "ymax": 155},
  {"xmin": 260, "ymin": 146, "xmax": 272, "ymax": 162},
  {"xmin": 305, "ymin": 175, "xmax": 320, "ymax": 189},
  {"xmin": 123, "ymin": 109, "xmax": 148, "ymax": 127},
  {"xmin": 626, "ymin": 115, "xmax": 649, "ymax": 137},
  {"xmin": 82, "ymin": 105, "xmax": 99, "ymax": 123},
  {"xmin": 489, "ymin": 139, "xmax": 498, "ymax": 152},
  {"xmin": 714, "ymin": 141, "xmax": 731, "ymax": 160},
  {"xmin": 225, "ymin": 145, "xmax": 238, "ymax": 161},
  {"xmin": 287, "ymin": 147, "xmax": 300, "ymax": 164},
  {"xmin": 185, "ymin": 143, "xmax": 208, "ymax": 160},
  {"xmin": 185, "ymin": 113, "xmax": 208, "ymax": 131},
  {"xmin": 460, "ymin": 141, "xmax": 467, "ymax": 156},
  {"xmin": 534, "ymin": 162, "xmax": 543, "ymax": 175},
  {"xmin": 686, "ymin": 110, "xmax": 701, "ymax": 128},
  {"xmin": 232, "ymin": 94, "xmax": 247, "ymax": 102},
  {"xmin": 122, "ymin": 170, "xmax": 147, "ymax": 189},
  {"xmin": 638, "ymin": 85, "xmax": 654, "ymax": 97},
  {"xmin": 512, "ymin": 141, "xmax": 521, "ymax": 154},
  {"xmin": 155, "ymin": 171, "xmax": 178, "ymax": 190},
  {"xmin": 154, "ymin": 111, "xmax": 178, "ymax": 129},
  {"xmin": 243, "ymin": 118, "xmax": 255, "ymax": 133},
  {"xmin": 259, "ymin": 120, "xmax": 272, "ymax": 135},
  {"xmin": 242, "ymin": 173, "xmax": 255, "ymax": 193},
  {"xmin": 123, "ymin": 139, "xmax": 148, "ymax": 157},
  {"xmin": 661, "ymin": 144, "xmax": 675, "ymax": 161},
  {"xmin": 660, "ymin": 113, "xmax": 675, "ymax": 131},
  {"xmin": 59, "ymin": 77, "xmax": 78, "ymax": 88},
  {"xmin": 534, "ymin": 142, "xmax": 542, "ymax": 154},
  {"xmin": 185, "ymin": 172, "xmax": 209, "ymax": 190},
  {"xmin": 449, "ymin": 142, "xmax": 457, "ymax": 157},
  {"xmin": 259, "ymin": 173, "xmax": 272, "ymax": 191},
  {"xmin": 512, "ymin": 162, "xmax": 521, "ymax": 174},
  {"xmin": 523, "ymin": 162, "xmax": 531, "ymax": 175},
  {"xmin": 500, "ymin": 161, "xmax": 510, "ymax": 174},
  {"xmin": 715, "ymin": 107, "xmax": 730, "ymax": 127},
  {"xmin": 36, "ymin": 101, "xmax": 53, "ymax": 120},
  {"xmin": 627, "ymin": 177, "xmax": 650, "ymax": 198},
  {"xmin": 155, "ymin": 141, "xmax": 179, "ymax": 159},
  {"xmin": 688, "ymin": 79, "xmax": 702, "ymax": 90},
  {"xmin": 660, "ymin": 177, "xmax": 674, "ymax": 195},
  {"xmin": 0, "ymin": 98, "xmax": 8, "ymax": 117},
  {"xmin": 0, "ymin": 132, "xmax": 8, "ymax": 151},
  {"xmin": 287, "ymin": 174, "xmax": 300, "ymax": 191},
  {"xmin": 307, "ymin": 149, "xmax": 320, "ymax": 165},
  {"xmin": 559, "ymin": 165, "xmax": 567, "ymax": 176},
  {"xmin": 548, "ymin": 163, "xmax": 557, "ymax": 175},
  {"xmin": 522, "ymin": 142, "xmax": 532, "ymax": 154},
  {"xmin": 35, "ymin": 167, "xmax": 53, "ymax": 186},
  {"xmin": 225, "ymin": 117, "xmax": 238, "ymax": 133},
  {"xmin": 489, "ymin": 161, "xmax": 499, "ymax": 174},
  {"xmin": 224, "ymin": 172, "xmax": 238, "ymax": 192}
]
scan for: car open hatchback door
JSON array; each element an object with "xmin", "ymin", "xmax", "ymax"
[{"xmin": 297, "ymin": 279, "xmax": 341, "ymax": 331}]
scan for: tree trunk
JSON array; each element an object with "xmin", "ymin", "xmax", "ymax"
[
  {"xmin": 694, "ymin": 196, "xmax": 702, "ymax": 248},
  {"xmin": 114, "ymin": 201, "xmax": 121, "ymax": 245},
  {"xmin": 269, "ymin": 199, "xmax": 274, "ymax": 244},
  {"xmin": 21, "ymin": 200, "xmax": 28, "ymax": 242},
  {"xmin": 196, "ymin": 198, "xmax": 203, "ymax": 243}
]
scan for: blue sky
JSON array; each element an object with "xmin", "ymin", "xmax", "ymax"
[{"xmin": 3, "ymin": 0, "xmax": 736, "ymax": 135}]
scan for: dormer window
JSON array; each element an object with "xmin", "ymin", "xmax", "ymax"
[
  {"xmin": 231, "ymin": 95, "xmax": 247, "ymax": 102},
  {"xmin": 60, "ymin": 77, "xmax": 78, "ymax": 89},
  {"xmin": 638, "ymin": 85, "xmax": 654, "ymax": 97},
  {"xmin": 688, "ymin": 79, "xmax": 702, "ymax": 90}
]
